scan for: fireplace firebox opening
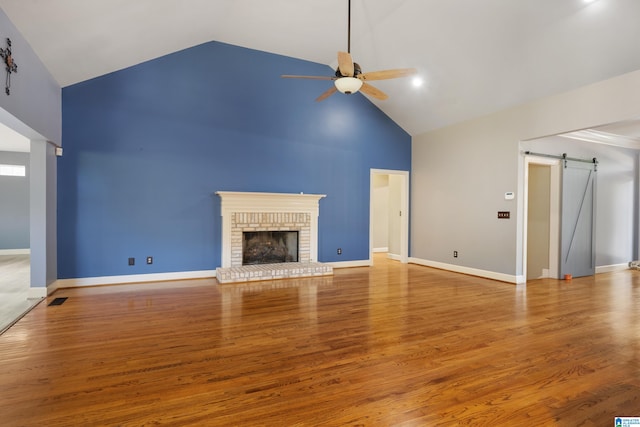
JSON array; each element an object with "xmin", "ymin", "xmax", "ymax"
[{"xmin": 242, "ymin": 231, "xmax": 299, "ymax": 265}]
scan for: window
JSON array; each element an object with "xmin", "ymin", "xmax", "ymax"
[{"xmin": 0, "ymin": 164, "xmax": 26, "ymax": 177}]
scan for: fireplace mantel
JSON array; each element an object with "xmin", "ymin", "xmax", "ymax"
[
  {"xmin": 216, "ymin": 191, "xmax": 326, "ymax": 214},
  {"xmin": 216, "ymin": 191, "xmax": 326, "ymax": 269}
]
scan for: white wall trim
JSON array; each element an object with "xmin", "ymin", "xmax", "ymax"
[
  {"xmin": 409, "ymin": 256, "xmax": 625, "ymax": 282},
  {"xmin": 409, "ymin": 257, "xmax": 521, "ymax": 284},
  {"xmin": 51, "ymin": 270, "xmax": 217, "ymax": 292},
  {"xmin": 373, "ymin": 247, "xmax": 388, "ymax": 253},
  {"xmin": 29, "ymin": 286, "xmax": 47, "ymax": 298},
  {"xmin": 595, "ymin": 263, "xmax": 629, "ymax": 274},
  {"xmin": 326, "ymin": 260, "xmax": 370, "ymax": 269},
  {"xmin": 387, "ymin": 253, "xmax": 401, "ymax": 261},
  {"xmin": 0, "ymin": 248, "xmax": 30, "ymax": 255}
]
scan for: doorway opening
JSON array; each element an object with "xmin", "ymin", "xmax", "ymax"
[
  {"xmin": 523, "ymin": 157, "xmax": 560, "ymax": 281},
  {"xmin": 0, "ymin": 109, "xmax": 50, "ymax": 333},
  {"xmin": 0, "ymin": 124, "xmax": 32, "ymax": 332},
  {"xmin": 369, "ymin": 169, "xmax": 409, "ymax": 265}
]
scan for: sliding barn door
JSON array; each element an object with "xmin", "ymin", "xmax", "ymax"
[{"xmin": 560, "ymin": 160, "xmax": 596, "ymax": 278}]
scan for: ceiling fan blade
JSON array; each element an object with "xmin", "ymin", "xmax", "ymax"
[
  {"xmin": 337, "ymin": 51, "xmax": 354, "ymax": 77},
  {"xmin": 359, "ymin": 82, "xmax": 388, "ymax": 100},
  {"xmin": 316, "ymin": 86, "xmax": 338, "ymax": 102},
  {"xmin": 359, "ymin": 68, "xmax": 417, "ymax": 81},
  {"xmin": 281, "ymin": 75, "xmax": 335, "ymax": 80}
]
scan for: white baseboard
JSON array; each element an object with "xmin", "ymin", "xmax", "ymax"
[
  {"xmin": 409, "ymin": 257, "xmax": 520, "ymax": 284},
  {"xmin": 596, "ymin": 263, "xmax": 629, "ymax": 274},
  {"xmin": 52, "ymin": 270, "xmax": 217, "ymax": 291},
  {"xmin": 44, "ymin": 261, "xmax": 633, "ymax": 294},
  {"xmin": 0, "ymin": 249, "xmax": 30, "ymax": 255},
  {"xmin": 387, "ymin": 253, "xmax": 401, "ymax": 261},
  {"xmin": 373, "ymin": 247, "xmax": 388, "ymax": 253},
  {"xmin": 408, "ymin": 259, "xmax": 629, "ymax": 283}
]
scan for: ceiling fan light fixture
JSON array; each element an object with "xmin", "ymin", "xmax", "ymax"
[{"xmin": 334, "ymin": 77, "xmax": 363, "ymax": 94}]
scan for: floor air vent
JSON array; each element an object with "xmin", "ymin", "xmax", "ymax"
[{"xmin": 48, "ymin": 297, "xmax": 68, "ymax": 306}]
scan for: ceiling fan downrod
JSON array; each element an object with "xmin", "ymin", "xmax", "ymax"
[{"xmin": 347, "ymin": 0, "xmax": 351, "ymax": 53}]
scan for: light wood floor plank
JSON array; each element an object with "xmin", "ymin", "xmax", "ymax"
[{"xmin": 0, "ymin": 255, "xmax": 639, "ymax": 425}]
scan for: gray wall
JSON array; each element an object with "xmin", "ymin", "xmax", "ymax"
[
  {"xmin": 412, "ymin": 119, "xmax": 518, "ymax": 274},
  {"xmin": 0, "ymin": 151, "xmax": 29, "ymax": 249},
  {"xmin": 29, "ymin": 140, "xmax": 57, "ymax": 289},
  {"xmin": 412, "ymin": 68, "xmax": 640, "ymax": 280}
]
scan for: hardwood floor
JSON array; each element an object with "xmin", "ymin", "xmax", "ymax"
[{"xmin": 1, "ymin": 255, "xmax": 639, "ymax": 426}]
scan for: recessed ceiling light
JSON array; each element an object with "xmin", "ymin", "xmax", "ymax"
[{"xmin": 412, "ymin": 77, "xmax": 424, "ymax": 88}]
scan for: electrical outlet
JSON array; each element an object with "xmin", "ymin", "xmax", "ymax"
[
  {"xmin": 128, "ymin": 257, "xmax": 135, "ymax": 266},
  {"xmin": 146, "ymin": 256, "xmax": 153, "ymax": 265},
  {"xmin": 337, "ymin": 248, "xmax": 342, "ymax": 255},
  {"xmin": 453, "ymin": 251, "xmax": 458, "ymax": 258}
]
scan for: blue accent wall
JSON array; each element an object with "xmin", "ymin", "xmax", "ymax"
[{"xmin": 59, "ymin": 41, "xmax": 411, "ymax": 279}]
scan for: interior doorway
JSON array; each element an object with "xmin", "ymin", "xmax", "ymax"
[
  {"xmin": 369, "ymin": 169, "xmax": 409, "ymax": 265},
  {"xmin": 0, "ymin": 110, "xmax": 49, "ymax": 333},
  {"xmin": 523, "ymin": 156, "xmax": 560, "ymax": 281},
  {"xmin": 0, "ymin": 124, "xmax": 32, "ymax": 332}
]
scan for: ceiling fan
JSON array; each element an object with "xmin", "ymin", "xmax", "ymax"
[{"xmin": 281, "ymin": 0, "xmax": 417, "ymax": 102}]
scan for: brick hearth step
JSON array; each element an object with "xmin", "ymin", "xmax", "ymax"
[{"xmin": 215, "ymin": 262, "xmax": 333, "ymax": 284}]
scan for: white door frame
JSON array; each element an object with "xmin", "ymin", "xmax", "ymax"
[
  {"xmin": 369, "ymin": 169, "xmax": 409, "ymax": 265},
  {"xmin": 521, "ymin": 156, "xmax": 561, "ymax": 281}
]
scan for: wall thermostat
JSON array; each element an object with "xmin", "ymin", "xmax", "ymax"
[{"xmin": 504, "ymin": 192, "xmax": 515, "ymax": 200}]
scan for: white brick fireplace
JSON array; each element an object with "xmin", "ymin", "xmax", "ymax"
[{"xmin": 215, "ymin": 191, "xmax": 332, "ymax": 283}]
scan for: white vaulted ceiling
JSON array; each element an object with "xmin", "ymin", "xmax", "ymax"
[{"xmin": 1, "ymin": 0, "xmax": 640, "ymax": 137}]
